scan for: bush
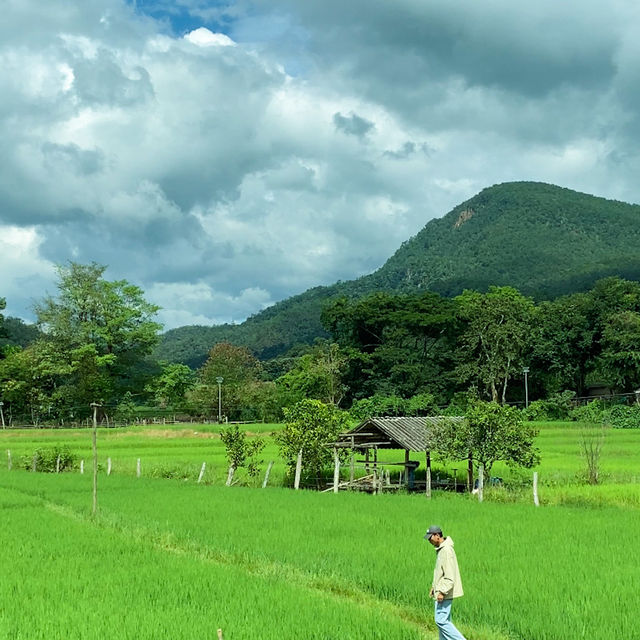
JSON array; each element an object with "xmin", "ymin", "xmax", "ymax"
[
  {"xmin": 603, "ymin": 405, "xmax": 640, "ymax": 429},
  {"xmin": 21, "ymin": 446, "xmax": 76, "ymax": 472},
  {"xmin": 569, "ymin": 399, "xmax": 606, "ymax": 424},
  {"xmin": 523, "ymin": 391, "xmax": 576, "ymax": 421}
]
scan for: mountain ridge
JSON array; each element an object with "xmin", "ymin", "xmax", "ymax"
[{"xmin": 156, "ymin": 181, "xmax": 640, "ymax": 367}]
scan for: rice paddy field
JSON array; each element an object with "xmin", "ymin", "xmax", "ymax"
[{"xmin": 1, "ymin": 422, "xmax": 639, "ymax": 639}]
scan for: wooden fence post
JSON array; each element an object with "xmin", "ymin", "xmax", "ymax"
[
  {"xmin": 136, "ymin": 458, "xmax": 141, "ymax": 478},
  {"xmin": 533, "ymin": 471, "xmax": 540, "ymax": 507},
  {"xmin": 477, "ymin": 464, "xmax": 484, "ymax": 502},
  {"xmin": 32, "ymin": 453, "xmax": 37, "ymax": 473},
  {"xmin": 425, "ymin": 451, "xmax": 431, "ymax": 499},
  {"xmin": 262, "ymin": 461, "xmax": 274, "ymax": 488},
  {"xmin": 80, "ymin": 459, "xmax": 84, "ymax": 474},
  {"xmin": 7, "ymin": 450, "xmax": 11, "ymax": 471},
  {"xmin": 349, "ymin": 452, "xmax": 355, "ymax": 484},
  {"xmin": 197, "ymin": 462, "xmax": 206, "ymax": 483},
  {"xmin": 333, "ymin": 448, "xmax": 340, "ymax": 493},
  {"xmin": 294, "ymin": 449, "xmax": 303, "ymax": 490},
  {"xmin": 225, "ymin": 465, "xmax": 235, "ymax": 487},
  {"xmin": 107, "ymin": 457, "xmax": 112, "ymax": 476},
  {"xmin": 217, "ymin": 629, "xmax": 224, "ymax": 640},
  {"xmin": 56, "ymin": 455, "xmax": 61, "ymax": 474}
]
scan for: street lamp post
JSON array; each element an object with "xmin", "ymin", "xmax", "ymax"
[
  {"xmin": 216, "ymin": 377, "xmax": 224, "ymax": 423},
  {"xmin": 523, "ymin": 367, "xmax": 530, "ymax": 409}
]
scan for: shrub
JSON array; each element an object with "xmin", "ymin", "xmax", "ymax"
[
  {"xmin": 602, "ymin": 405, "xmax": 640, "ymax": 429},
  {"xmin": 569, "ymin": 399, "xmax": 606, "ymax": 424},
  {"xmin": 523, "ymin": 391, "xmax": 576, "ymax": 421},
  {"xmin": 21, "ymin": 446, "xmax": 76, "ymax": 472}
]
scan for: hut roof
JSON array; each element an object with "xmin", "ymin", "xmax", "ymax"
[{"xmin": 336, "ymin": 416, "xmax": 465, "ymax": 451}]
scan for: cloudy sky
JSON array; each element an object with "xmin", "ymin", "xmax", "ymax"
[{"xmin": 2, "ymin": 0, "xmax": 640, "ymax": 329}]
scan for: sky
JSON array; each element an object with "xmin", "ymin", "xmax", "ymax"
[{"xmin": 2, "ymin": 0, "xmax": 640, "ymax": 330}]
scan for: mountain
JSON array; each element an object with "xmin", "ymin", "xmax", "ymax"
[{"xmin": 156, "ymin": 181, "xmax": 640, "ymax": 367}]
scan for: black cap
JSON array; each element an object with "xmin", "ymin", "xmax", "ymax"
[{"xmin": 424, "ymin": 525, "xmax": 443, "ymax": 540}]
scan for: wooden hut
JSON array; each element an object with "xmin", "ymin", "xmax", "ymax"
[{"xmin": 332, "ymin": 416, "xmax": 466, "ymax": 494}]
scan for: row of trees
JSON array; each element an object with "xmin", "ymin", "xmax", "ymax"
[{"xmin": 2, "ymin": 263, "xmax": 640, "ymax": 425}]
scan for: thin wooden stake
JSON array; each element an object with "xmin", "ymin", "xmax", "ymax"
[
  {"xmin": 217, "ymin": 630, "xmax": 224, "ymax": 640},
  {"xmin": 294, "ymin": 449, "xmax": 303, "ymax": 490},
  {"xmin": 107, "ymin": 457, "xmax": 112, "ymax": 476},
  {"xmin": 262, "ymin": 461, "xmax": 274, "ymax": 488},
  {"xmin": 136, "ymin": 458, "xmax": 141, "ymax": 478},
  {"xmin": 533, "ymin": 471, "xmax": 540, "ymax": 507},
  {"xmin": 425, "ymin": 451, "xmax": 432, "ymax": 499},
  {"xmin": 477, "ymin": 464, "xmax": 484, "ymax": 503},
  {"xmin": 32, "ymin": 453, "xmax": 37, "ymax": 473},
  {"xmin": 80, "ymin": 459, "xmax": 84, "ymax": 474},
  {"xmin": 333, "ymin": 448, "xmax": 340, "ymax": 493},
  {"xmin": 197, "ymin": 462, "xmax": 206, "ymax": 483},
  {"xmin": 7, "ymin": 449, "xmax": 11, "ymax": 471},
  {"xmin": 56, "ymin": 455, "xmax": 61, "ymax": 474},
  {"xmin": 91, "ymin": 402, "xmax": 99, "ymax": 517},
  {"xmin": 349, "ymin": 451, "xmax": 355, "ymax": 484},
  {"xmin": 225, "ymin": 465, "xmax": 235, "ymax": 487}
]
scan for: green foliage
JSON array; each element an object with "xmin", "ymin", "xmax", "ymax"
[
  {"xmin": 522, "ymin": 391, "xmax": 576, "ymax": 421},
  {"xmin": 275, "ymin": 399, "xmax": 350, "ymax": 483},
  {"xmin": 146, "ymin": 362, "xmax": 196, "ymax": 409},
  {"xmin": 569, "ymin": 400, "xmax": 607, "ymax": 424},
  {"xmin": 447, "ymin": 400, "xmax": 540, "ymax": 475},
  {"xmin": 455, "ymin": 286, "xmax": 535, "ymax": 403},
  {"xmin": 603, "ymin": 405, "xmax": 640, "ymax": 429},
  {"xmin": 20, "ymin": 445, "xmax": 76, "ymax": 472},
  {"xmin": 220, "ymin": 425, "xmax": 266, "ymax": 478},
  {"xmin": 114, "ymin": 391, "xmax": 138, "ymax": 424},
  {"xmin": 349, "ymin": 392, "xmax": 439, "ymax": 421}
]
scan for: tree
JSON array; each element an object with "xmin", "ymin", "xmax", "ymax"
[
  {"xmin": 197, "ymin": 342, "xmax": 263, "ymax": 420},
  {"xmin": 275, "ymin": 399, "xmax": 350, "ymax": 486},
  {"xmin": 447, "ymin": 400, "xmax": 540, "ymax": 477},
  {"xmin": 598, "ymin": 310, "xmax": 640, "ymax": 391},
  {"xmin": 33, "ymin": 262, "xmax": 161, "ymax": 413},
  {"xmin": 147, "ymin": 362, "xmax": 196, "ymax": 409},
  {"xmin": 0, "ymin": 297, "xmax": 7, "ymax": 358},
  {"xmin": 455, "ymin": 286, "xmax": 535, "ymax": 404},
  {"xmin": 277, "ymin": 341, "xmax": 348, "ymax": 406},
  {"xmin": 220, "ymin": 425, "xmax": 266, "ymax": 480}
]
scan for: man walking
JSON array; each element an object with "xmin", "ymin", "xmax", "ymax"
[{"xmin": 425, "ymin": 525, "xmax": 467, "ymax": 640}]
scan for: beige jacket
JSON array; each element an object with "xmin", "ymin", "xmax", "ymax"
[{"xmin": 432, "ymin": 537, "xmax": 464, "ymax": 599}]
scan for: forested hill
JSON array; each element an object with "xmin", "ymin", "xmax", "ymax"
[{"xmin": 156, "ymin": 181, "xmax": 640, "ymax": 366}]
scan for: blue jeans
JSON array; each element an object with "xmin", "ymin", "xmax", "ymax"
[{"xmin": 434, "ymin": 599, "xmax": 466, "ymax": 640}]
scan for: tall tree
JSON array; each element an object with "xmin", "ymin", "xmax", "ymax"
[
  {"xmin": 34, "ymin": 262, "xmax": 161, "ymax": 413},
  {"xmin": 455, "ymin": 286, "xmax": 535, "ymax": 404}
]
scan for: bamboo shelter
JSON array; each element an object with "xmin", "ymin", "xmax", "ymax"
[{"xmin": 331, "ymin": 416, "xmax": 466, "ymax": 494}]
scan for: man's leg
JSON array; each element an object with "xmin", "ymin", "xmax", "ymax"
[{"xmin": 434, "ymin": 599, "xmax": 467, "ymax": 640}]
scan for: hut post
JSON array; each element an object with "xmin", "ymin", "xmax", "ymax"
[
  {"xmin": 425, "ymin": 450, "xmax": 431, "ymax": 498},
  {"xmin": 467, "ymin": 453, "xmax": 473, "ymax": 492},
  {"xmin": 350, "ymin": 436, "xmax": 355, "ymax": 484},
  {"xmin": 404, "ymin": 449, "xmax": 410, "ymax": 488},
  {"xmin": 365, "ymin": 448, "xmax": 370, "ymax": 476}
]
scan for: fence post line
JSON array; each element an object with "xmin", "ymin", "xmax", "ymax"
[
  {"xmin": 7, "ymin": 449, "xmax": 11, "ymax": 471},
  {"xmin": 294, "ymin": 449, "xmax": 303, "ymax": 490},
  {"xmin": 262, "ymin": 461, "xmax": 274, "ymax": 488},
  {"xmin": 533, "ymin": 471, "xmax": 540, "ymax": 507},
  {"xmin": 477, "ymin": 464, "xmax": 484, "ymax": 503},
  {"xmin": 136, "ymin": 458, "xmax": 141, "ymax": 478},
  {"xmin": 197, "ymin": 462, "xmax": 206, "ymax": 483},
  {"xmin": 333, "ymin": 448, "xmax": 340, "ymax": 493}
]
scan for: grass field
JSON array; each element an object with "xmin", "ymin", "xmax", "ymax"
[{"xmin": 1, "ymin": 422, "xmax": 639, "ymax": 639}]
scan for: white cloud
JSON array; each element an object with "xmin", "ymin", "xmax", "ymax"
[{"xmin": 184, "ymin": 27, "xmax": 236, "ymax": 47}]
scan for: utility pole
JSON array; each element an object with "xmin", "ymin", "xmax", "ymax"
[
  {"xmin": 216, "ymin": 377, "xmax": 223, "ymax": 423},
  {"xmin": 90, "ymin": 402, "xmax": 101, "ymax": 516}
]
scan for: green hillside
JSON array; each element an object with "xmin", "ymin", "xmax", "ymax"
[{"xmin": 156, "ymin": 181, "xmax": 640, "ymax": 366}]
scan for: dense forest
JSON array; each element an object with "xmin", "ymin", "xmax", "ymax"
[
  {"xmin": 155, "ymin": 181, "xmax": 640, "ymax": 366},
  {"xmin": 2, "ymin": 264, "xmax": 640, "ymax": 426}
]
